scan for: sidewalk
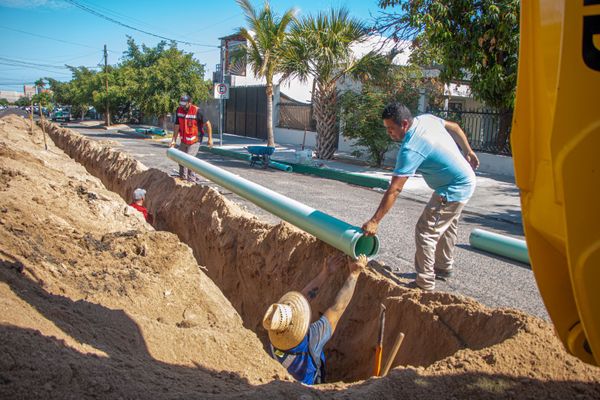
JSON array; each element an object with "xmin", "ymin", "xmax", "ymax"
[{"xmin": 207, "ymin": 133, "xmax": 523, "ymax": 225}]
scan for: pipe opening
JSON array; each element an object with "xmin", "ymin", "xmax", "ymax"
[{"xmin": 354, "ymin": 234, "xmax": 379, "ymax": 258}]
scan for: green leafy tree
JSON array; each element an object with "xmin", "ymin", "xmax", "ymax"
[
  {"xmin": 376, "ymin": 0, "xmax": 519, "ymax": 147},
  {"xmin": 235, "ymin": 0, "xmax": 296, "ymax": 147},
  {"xmin": 339, "ymin": 64, "xmax": 443, "ymax": 166},
  {"xmin": 122, "ymin": 38, "xmax": 208, "ymax": 130},
  {"xmin": 48, "ymin": 67, "xmax": 98, "ymax": 119},
  {"xmin": 281, "ymin": 9, "xmax": 385, "ymax": 159},
  {"xmin": 15, "ymin": 97, "xmax": 30, "ymax": 107},
  {"xmin": 92, "ymin": 65, "xmax": 132, "ymax": 123},
  {"xmin": 0, "ymin": 98, "xmax": 9, "ymax": 107}
]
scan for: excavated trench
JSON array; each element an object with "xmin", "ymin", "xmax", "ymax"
[{"xmin": 42, "ymin": 121, "xmax": 529, "ymax": 382}]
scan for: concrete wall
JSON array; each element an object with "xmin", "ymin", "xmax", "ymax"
[
  {"xmin": 274, "ymin": 127, "xmax": 317, "ymax": 148},
  {"xmin": 476, "ymin": 152, "xmax": 515, "ymax": 177}
]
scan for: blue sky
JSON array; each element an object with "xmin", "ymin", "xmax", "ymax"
[{"xmin": 0, "ymin": 0, "xmax": 384, "ymax": 93}]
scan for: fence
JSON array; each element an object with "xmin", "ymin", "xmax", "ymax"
[
  {"xmin": 225, "ymin": 86, "xmax": 268, "ymax": 140},
  {"xmin": 427, "ymin": 108, "xmax": 512, "ymax": 155},
  {"xmin": 278, "ymin": 103, "xmax": 316, "ymax": 131}
]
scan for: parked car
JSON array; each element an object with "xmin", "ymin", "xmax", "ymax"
[{"xmin": 51, "ymin": 107, "xmax": 71, "ymax": 122}]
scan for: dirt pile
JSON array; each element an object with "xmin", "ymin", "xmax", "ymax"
[
  {"xmin": 1, "ymin": 116, "xmax": 598, "ymax": 399},
  {"xmin": 0, "ymin": 116, "xmax": 305, "ymax": 399}
]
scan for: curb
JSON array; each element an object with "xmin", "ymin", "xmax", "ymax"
[{"xmin": 199, "ymin": 146, "xmax": 390, "ymax": 190}]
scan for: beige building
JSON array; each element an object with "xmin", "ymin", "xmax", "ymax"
[{"xmin": 0, "ymin": 90, "xmax": 21, "ymax": 103}]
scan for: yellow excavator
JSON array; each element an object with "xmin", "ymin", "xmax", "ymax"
[{"xmin": 513, "ymin": 0, "xmax": 599, "ymax": 365}]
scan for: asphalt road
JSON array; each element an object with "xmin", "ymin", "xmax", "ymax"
[{"xmin": 27, "ymin": 120, "xmax": 548, "ymax": 320}]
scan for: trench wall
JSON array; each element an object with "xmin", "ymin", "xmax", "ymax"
[{"xmin": 42, "ymin": 121, "xmax": 527, "ymax": 382}]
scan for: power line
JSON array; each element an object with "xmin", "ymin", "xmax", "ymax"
[
  {"xmin": 0, "ymin": 56, "xmax": 100, "ymax": 71},
  {"xmin": 81, "ymin": 0, "xmax": 181, "ymax": 37},
  {"xmin": 64, "ymin": 0, "xmax": 219, "ymax": 48},
  {"xmin": 0, "ymin": 25, "xmax": 99, "ymax": 49}
]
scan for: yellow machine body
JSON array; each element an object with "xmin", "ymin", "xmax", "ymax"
[{"xmin": 513, "ymin": 0, "xmax": 600, "ymax": 365}]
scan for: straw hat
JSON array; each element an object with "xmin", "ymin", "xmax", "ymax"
[{"xmin": 262, "ymin": 291, "xmax": 311, "ymax": 351}]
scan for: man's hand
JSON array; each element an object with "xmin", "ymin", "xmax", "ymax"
[
  {"xmin": 349, "ymin": 254, "xmax": 367, "ymax": 274},
  {"xmin": 465, "ymin": 150, "xmax": 480, "ymax": 170},
  {"xmin": 362, "ymin": 219, "xmax": 379, "ymax": 236},
  {"xmin": 207, "ymin": 139, "xmax": 213, "ymax": 148},
  {"xmin": 169, "ymin": 141, "xmax": 176, "ymax": 148}
]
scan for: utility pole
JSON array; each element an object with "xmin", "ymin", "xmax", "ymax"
[
  {"xmin": 104, "ymin": 44, "xmax": 110, "ymax": 127},
  {"xmin": 219, "ymin": 44, "xmax": 224, "ymax": 147}
]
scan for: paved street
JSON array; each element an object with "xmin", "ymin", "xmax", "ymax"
[{"xmin": 56, "ymin": 121, "xmax": 547, "ymax": 320}]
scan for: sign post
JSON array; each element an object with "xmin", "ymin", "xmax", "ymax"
[{"xmin": 214, "ymin": 81, "xmax": 229, "ymax": 147}]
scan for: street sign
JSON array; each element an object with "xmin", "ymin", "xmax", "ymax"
[{"xmin": 214, "ymin": 83, "xmax": 229, "ymax": 99}]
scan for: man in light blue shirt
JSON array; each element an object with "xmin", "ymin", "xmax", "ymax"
[{"xmin": 363, "ymin": 103, "xmax": 479, "ymax": 291}]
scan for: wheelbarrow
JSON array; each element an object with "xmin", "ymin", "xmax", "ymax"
[{"xmin": 247, "ymin": 145, "xmax": 275, "ymax": 169}]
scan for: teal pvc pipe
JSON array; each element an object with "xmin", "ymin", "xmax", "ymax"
[
  {"xmin": 167, "ymin": 148, "xmax": 379, "ymax": 258},
  {"xmin": 268, "ymin": 160, "xmax": 292, "ymax": 172},
  {"xmin": 469, "ymin": 228, "xmax": 530, "ymax": 264}
]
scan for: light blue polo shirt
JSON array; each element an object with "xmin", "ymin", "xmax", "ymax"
[{"xmin": 393, "ymin": 114, "xmax": 476, "ymax": 202}]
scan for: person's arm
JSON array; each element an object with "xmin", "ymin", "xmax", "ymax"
[
  {"xmin": 323, "ymin": 255, "xmax": 367, "ymax": 333},
  {"xmin": 170, "ymin": 111, "xmax": 179, "ymax": 148},
  {"xmin": 301, "ymin": 254, "xmax": 345, "ymax": 300},
  {"xmin": 362, "ymin": 175, "xmax": 409, "ymax": 236},
  {"xmin": 205, "ymin": 120, "xmax": 213, "ymax": 146},
  {"xmin": 443, "ymin": 120, "xmax": 479, "ymax": 170}
]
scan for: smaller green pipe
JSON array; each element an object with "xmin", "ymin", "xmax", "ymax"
[
  {"xmin": 469, "ymin": 228, "xmax": 530, "ymax": 264},
  {"xmin": 269, "ymin": 160, "xmax": 292, "ymax": 172}
]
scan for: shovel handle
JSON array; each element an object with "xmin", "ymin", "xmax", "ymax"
[{"xmin": 381, "ymin": 332, "xmax": 405, "ymax": 376}]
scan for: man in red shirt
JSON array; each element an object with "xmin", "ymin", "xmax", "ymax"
[{"xmin": 129, "ymin": 188, "xmax": 153, "ymax": 224}]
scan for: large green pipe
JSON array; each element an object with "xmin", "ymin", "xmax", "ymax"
[
  {"xmin": 167, "ymin": 148, "xmax": 379, "ymax": 258},
  {"xmin": 469, "ymin": 228, "xmax": 530, "ymax": 265}
]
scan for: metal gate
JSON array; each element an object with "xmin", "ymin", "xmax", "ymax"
[{"xmin": 225, "ymin": 85, "xmax": 267, "ymax": 140}]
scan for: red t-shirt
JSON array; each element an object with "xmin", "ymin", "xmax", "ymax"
[{"xmin": 129, "ymin": 202, "xmax": 152, "ymax": 223}]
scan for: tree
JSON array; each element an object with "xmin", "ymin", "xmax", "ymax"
[
  {"xmin": 15, "ymin": 97, "xmax": 30, "ymax": 107},
  {"xmin": 281, "ymin": 9, "xmax": 385, "ymax": 159},
  {"xmin": 339, "ymin": 63, "xmax": 444, "ymax": 167},
  {"xmin": 0, "ymin": 98, "xmax": 9, "ymax": 107},
  {"xmin": 376, "ymin": 0, "xmax": 519, "ymax": 148},
  {"xmin": 235, "ymin": 0, "xmax": 297, "ymax": 147},
  {"xmin": 48, "ymin": 67, "xmax": 97, "ymax": 120},
  {"xmin": 122, "ymin": 37, "xmax": 209, "ymax": 130}
]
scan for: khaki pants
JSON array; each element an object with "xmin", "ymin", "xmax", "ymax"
[
  {"xmin": 414, "ymin": 194, "xmax": 466, "ymax": 290},
  {"xmin": 178, "ymin": 142, "xmax": 200, "ymax": 180}
]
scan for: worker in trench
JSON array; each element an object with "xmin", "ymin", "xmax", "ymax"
[
  {"xmin": 128, "ymin": 188, "xmax": 153, "ymax": 224},
  {"xmin": 169, "ymin": 94, "xmax": 213, "ymax": 182},
  {"xmin": 262, "ymin": 254, "xmax": 367, "ymax": 385},
  {"xmin": 362, "ymin": 102, "xmax": 479, "ymax": 291}
]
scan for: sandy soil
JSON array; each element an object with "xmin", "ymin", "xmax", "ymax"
[{"xmin": 0, "ymin": 115, "xmax": 598, "ymax": 399}]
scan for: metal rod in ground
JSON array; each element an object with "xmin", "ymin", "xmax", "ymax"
[
  {"xmin": 381, "ymin": 332, "xmax": 405, "ymax": 376},
  {"xmin": 469, "ymin": 228, "xmax": 530, "ymax": 265},
  {"xmin": 166, "ymin": 148, "xmax": 379, "ymax": 258}
]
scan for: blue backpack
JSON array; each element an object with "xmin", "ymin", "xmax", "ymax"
[{"xmin": 270, "ymin": 335, "xmax": 326, "ymax": 385}]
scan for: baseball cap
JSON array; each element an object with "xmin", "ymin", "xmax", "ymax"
[{"xmin": 179, "ymin": 94, "xmax": 191, "ymax": 102}]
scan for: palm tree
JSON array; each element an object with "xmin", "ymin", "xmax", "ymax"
[
  {"xmin": 280, "ymin": 9, "xmax": 383, "ymax": 159},
  {"xmin": 236, "ymin": 0, "xmax": 296, "ymax": 147}
]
